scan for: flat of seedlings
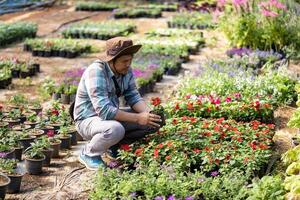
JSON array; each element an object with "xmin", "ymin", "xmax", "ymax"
[{"xmin": 0, "ymin": 6, "xmax": 101, "ymax": 36}]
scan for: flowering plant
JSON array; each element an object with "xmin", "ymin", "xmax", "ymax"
[{"xmin": 150, "ymin": 97, "xmax": 166, "ymax": 127}]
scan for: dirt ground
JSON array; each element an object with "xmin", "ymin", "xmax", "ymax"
[{"xmin": 0, "ymin": 4, "xmax": 299, "ymax": 200}]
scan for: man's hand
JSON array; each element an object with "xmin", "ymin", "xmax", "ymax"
[{"xmin": 137, "ymin": 112, "xmax": 161, "ymax": 128}]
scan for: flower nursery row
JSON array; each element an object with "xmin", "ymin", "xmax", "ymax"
[
  {"xmin": 89, "ymin": 45, "xmax": 297, "ymax": 199},
  {"xmin": 0, "ymin": 98, "xmax": 82, "ymax": 198},
  {"xmin": 0, "ymin": 22, "xmax": 37, "ymax": 47},
  {"xmin": 167, "ymin": 12, "xmax": 214, "ymax": 30},
  {"xmin": 0, "ymin": 57, "xmax": 40, "ymax": 89},
  {"xmin": 113, "ymin": 8, "xmax": 162, "ymax": 19},
  {"xmin": 62, "ymin": 21, "xmax": 136, "ymax": 40},
  {"xmin": 75, "ymin": 1, "xmax": 177, "ymax": 12},
  {"xmin": 23, "ymin": 38, "xmax": 92, "ymax": 58}
]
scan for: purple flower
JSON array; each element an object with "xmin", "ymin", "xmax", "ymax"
[
  {"xmin": 0, "ymin": 152, "xmax": 7, "ymax": 158},
  {"xmin": 211, "ymin": 171, "xmax": 219, "ymax": 177},
  {"xmin": 154, "ymin": 196, "xmax": 164, "ymax": 200},
  {"xmin": 130, "ymin": 192, "xmax": 137, "ymax": 197},
  {"xmin": 167, "ymin": 195, "xmax": 175, "ymax": 200},
  {"xmin": 148, "ymin": 63, "xmax": 159, "ymax": 70},
  {"xmin": 108, "ymin": 161, "xmax": 119, "ymax": 168}
]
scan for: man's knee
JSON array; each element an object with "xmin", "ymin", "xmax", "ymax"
[{"xmin": 105, "ymin": 121, "xmax": 125, "ymax": 141}]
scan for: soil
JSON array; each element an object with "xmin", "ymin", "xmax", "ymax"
[{"xmin": 0, "ymin": 175, "xmax": 9, "ymax": 186}]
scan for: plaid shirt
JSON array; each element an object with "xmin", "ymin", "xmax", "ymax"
[{"xmin": 74, "ymin": 60, "xmax": 143, "ymax": 122}]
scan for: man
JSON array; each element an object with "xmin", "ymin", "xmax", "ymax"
[{"xmin": 74, "ymin": 37, "xmax": 162, "ymax": 170}]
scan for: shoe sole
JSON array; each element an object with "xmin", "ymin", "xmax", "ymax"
[{"xmin": 78, "ymin": 155, "xmax": 98, "ymax": 171}]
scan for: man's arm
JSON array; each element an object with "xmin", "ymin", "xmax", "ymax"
[{"xmin": 132, "ymin": 100, "xmax": 151, "ymax": 113}]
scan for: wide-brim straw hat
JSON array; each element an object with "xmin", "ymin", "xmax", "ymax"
[{"xmin": 99, "ymin": 36, "xmax": 142, "ymax": 62}]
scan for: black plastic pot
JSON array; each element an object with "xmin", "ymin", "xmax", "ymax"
[
  {"xmin": 50, "ymin": 141, "xmax": 61, "ymax": 158},
  {"xmin": 3, "ymin": 118, "xmax": 21, "ymax": 127},
  {"xmin": 39, "ymin": 126, "xmax": 55, "ymax": 135},
  {"xmin": 70, "ymin": 94, "xmax": 76, "ymax": 103},
  {"xmin": 7, "ymin": 173, "xmax": 23, "ymax": 193},
  {"xmin": 52, "ymin": 93, "xmax": 61, "ymax": 101},
  {"xmin": 0, "ymin": 173, "xmax": 10, "ymax": 199},
  {"xmin": 150, "ymin": 110, "xmax": 166, "ymax": 127},
  {"xmin": 19, "ymin": 136, "xmax": 36, "ymax": 151},
  {"xmin": 14, "ymin": 147, "xmax": 23, "ymax": 161},
  {"xmin": 59, "ymin": 135, "xmax": 72, "ymax": 149},
  {"xmin": 32, "ymin": 50, "xmax": 39, "ymax": 57},
  {"xmin": 69, "ymin": 131, "xmax": 77, "ymax": 146},
  {"xmin": 66, "ymin": 51, "xmax": 77, "ymax": 58},
  {"xmin": 2, "ymin": 149, "xmax": 15, "ymax": 160},
  {"xmin": 28, "ymin": 106, "xmax": 42, "ymax": 115},
  {"xmin": 32, "ymin": 63, "xmax": 40, "ymax": 73},
  {"xmin": 59, "ymin": 51, "xmax": 66, "ymax": 58},
  {"xmin": 20, "ymin": 71, "xmax": 30, "ymax": 78},
  {"xmin": 41, "ymin": 148, "xmax": 53, "ymax": 167},
  {"xmin": 25, "ymin": 156, "xmax": 45, "ymax": 175},
  {"xmin": 11, "ymin": 69, "xmax": 20, "ymax": 78},
  {"xmin": 37, "ymin": 50, "xmax": 44, "ymax": 57},
  {"xmin": 60, "ymin": 94, "xmax": 70, "ymax": 104},
  {"xmin": 52, "ymin": 50, "xmax": 59, "ymax": 57},
  {"xmin": 44, "ymin": 51, "xmax": 51, "ymax": 57}
]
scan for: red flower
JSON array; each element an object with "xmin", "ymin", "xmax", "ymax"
[
  {"xmin": 254, "ymin": 100, "xmax": 260, "ymax": 110},
  {"xmin": 214, "ymin": 125, "xmax": 220, "ymax": 132},
  {"xmin": 204, "ymin": 132, "xmax": 212, "ymax": 137},
  {"xmin": 207, "ymin": 108, "xmax": 211, "ymax": 112},
  {"xmin": 181, "ymin": 116, "xmax": 188, "ymax": 121},
  {"xmin": 154, "ymin": 149, "xmax": 159, "ymax": 158},
  {"xmin": 185, "ymin": 94, "xmax": 191, "ymax": 99},
  {"xmin": 204, "ymin": 147, "xmax": 211, "ymax": 152},
  {"xmin": 187, "ymin": 102, "xmax": 194, "ymax": 110},
  {"xmin": 172, "ymin": 118, "xmax": 178, "ymax": 125},
  {"xmin": 215, "ymin": 159, "xmax": 220, "ymax": 165},
  {"xmin": 216, "ymin": 118, "xmax": 224, "ymax": 124},
  {"xmin": 249, "ymin": 140, "xmax": 257, "ymax": 150},
  {"xmin": 0, "ymin": 104, "xmax": 3, "ymax": 110},
  {"xmin": 51, "ymin": 109, "xmax": 59, "ymax": 116},
  {"xmin": 151, "ymin": 97, "xmax": 161, "ymax": 106},
  {"xmin": 202, "ymin": 122, "xmax": 209, "ymax": 129},
  {"xmin": 165, "ymin": 155, "xmax": 171, "ymax": 160},
  {"xmin": 237, "ymin": 137, "xmax": 243, "ymax": 143},
  {"xmin": 267, "ymin": 124, "xmax": 275, "ymax": 129},
  {"xmin": 134, "ymin": 148, "xmax": 143, "ymax": 156},
  {"xmin": 234, "ymin": 93, "xmax": 241, "ymax": 98},
  {"xmin": 47, "ymin": 130, "xmax": 55, "ymax": 137},
  {"xmin": 259, "ymin": 143, "xmax": 268, "ymax": 150},
  {"xmin": 120, "ymin": 144, "xmax": 131, "ymax": 151},
  {"xmin": 193, "ymin": 148, "xmax": 201, "ymax": 153},
  {"xmin": 225, "ymin": 154, "xmax": 231, "ymax": 160},
  {"xmin": 189, "ymin": 117, "xmax": 197, "ymax": 123},
  {"xmin": 174, "ymin": 103, "xmax": 180, "ymax": 110},
  {"xmin": 157, "ymin": 143, "xmax": 164, "ymax": 149}
]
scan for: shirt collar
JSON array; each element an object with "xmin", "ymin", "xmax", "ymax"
[{"xmin": 105, "ymin": 62, "xmax": 115, "ymax": 79}]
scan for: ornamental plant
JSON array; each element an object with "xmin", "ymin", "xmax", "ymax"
[
  {"xmin": 119, "ymin": 117, "xmax": 275, "ymax": 175},
  {"xmin": 0, "ymin": 158, "xmax": 18, "ymax": 174},
  {"xmin": 150, "ymin": 97, "xmax": 166, "ymax": 127}
]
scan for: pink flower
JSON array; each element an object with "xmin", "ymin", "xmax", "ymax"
[
  {"xmin": 234, "ymin": 93, "xmax": 241, "ymax": 98},
  {"xmin": 217, "ymin": 0, "xmax": 226, "ymax": 7},
  {"xmin": 214, "ymin": 98, "xmax": 221, "ymax": 105},
  {"xmin": 232, "ymin": 0, "xmax": 247, "ymax": 6},
  {"xmin": 270, "ymin": 0, "xmax": 286, "ymax": 10},
  {"xmin": 225, "ymin": 97, "xmax": 232, "ymax": 103},
  {"xmin": 261, "ymin": 8, "xmax": 279, "ymax": 17}
]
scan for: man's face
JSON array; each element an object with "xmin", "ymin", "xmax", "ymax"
[{"xmin": 114, "ymin": 55, "xmax": 133, "ymax": 75}]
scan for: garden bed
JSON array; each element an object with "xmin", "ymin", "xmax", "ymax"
[
  {"xmin": 75, "ymin": 1, "xmax": 121, "ymax": 11},
  {"xmin": 113, "ymin": 8, "xmax": 162, "ymax": 19}
]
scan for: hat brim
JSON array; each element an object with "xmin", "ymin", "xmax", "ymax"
[{"xmin": 99, "ymin": 44, "xmax": 142, "ymax": 62}]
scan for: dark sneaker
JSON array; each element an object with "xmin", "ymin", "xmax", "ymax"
[
  {"xmin": 108, "ymin": 144, "xmax": 119, "ymax": 158},
  {"xmin": 78, "ymin": 152, "xmax": 106, "ymax": 171}
]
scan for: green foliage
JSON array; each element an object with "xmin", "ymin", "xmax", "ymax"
[
  {"xmin": 282, "ymin": 146, "xmax": 300, "ymax": 166},
  {"xmin": 24, "ymin": 144, "xmax": 44, "ymax": 159},
  {"xmin": 0, "ymin": 158, "xmax": 17, "ymax": 174},
  {"xmin": 245, "ymin": 176, "xmax": 285, "ymax": 200}
]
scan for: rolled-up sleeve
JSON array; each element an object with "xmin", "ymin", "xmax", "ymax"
[
  {"xmin": 85, "ymin": 66, "xmax": 118, "ymax": 120},
  {"xmin": 124, "ymin": 70, "xmax": 143, "ymax": 107}
]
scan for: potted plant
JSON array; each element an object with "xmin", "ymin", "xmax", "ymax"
[
  {"xmin": 31, "ymin": 136, "xmax": 53, "ymax": 167},
  {"xmin": 24, "ymin": 113, "xmax": 39, "ymax": 128},
  {"xmin": 0, "ymin": 141, "xmax": 15, "ymax": 160},
  {"xmin": 47, "ymin": 130, "xmax": 61, "ymax": 158},
  {"xmin": 28, "ymin": 128, "xmax": 44, "ymax": 138},
  {"xmin": 0, "ymin": 172, "xmax": 10, "ymax": 199},
  {"xmin": 57, "ymin": 126, "xmax": 72, "ymax": 149},
  {"xmin": 24, "ymin": 145, "xmax": 45, "ymax": 175},
  {"xmin": 18, "ymin": 131, "xmax": 36, "ymax": 151},
  {"xmin": 12, "ymin": 124, "xmax": 31, "ymax": 132},
  {"xmin": 2, "ymin": 109, "xmax": 21, "ymax": 127},
  {"xmin": 67, "ymin": 125, "xmax": 77, "ymax": 146},
  {"xmin": 7, "ymin": 94, "xmax": 27, "ymax": 109},
  {"xmin": 28, "ymin": 100, "xmax": 42, "ymax": 114},
  {"xmin": 60, "ymin": 84, "xmax": 70, "ymax": 104},
  {"xmin": 7, "ymin": 132, "xmax": 23, "ymax": 161},
  {"xmin": 35, "ymin": 119, "xmax": 54, "ymax": 134},
  {"xmin": 0, "ymin": 158, "xmax": 23, "ymax": 193},
  {"xmin": 150, "ymin": 97, "xmax": 166, "ymax": 127}
]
